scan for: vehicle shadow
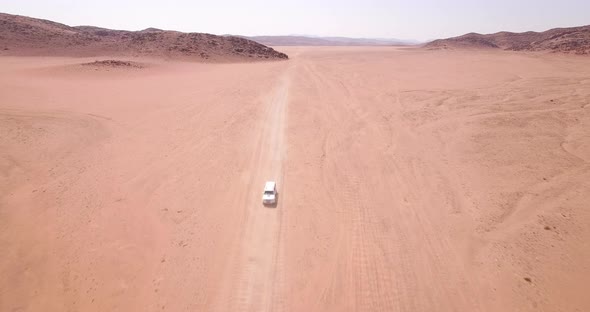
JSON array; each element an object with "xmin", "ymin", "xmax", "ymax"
[{"xmin": 263, "ymin": 192, "xmax": 279, "ymax": 208}]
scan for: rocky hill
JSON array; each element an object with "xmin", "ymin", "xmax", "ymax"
[
  {"xmin": 425, "ymin": 25, "xmax": 590, "ymax": 55},
  {"xmin": 0, "ymin": 12, "xmax": 288, "ymax": 61}
]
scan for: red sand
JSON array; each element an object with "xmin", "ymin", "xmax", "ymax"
[{"xmin": 1, "ymin": 47, "xmax": 590, "ymax": 311}]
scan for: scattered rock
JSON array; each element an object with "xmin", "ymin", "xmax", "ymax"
[
  {"xmin": 81, "ymin": 60, "xmax": 143, "ymax": 69},
  {"xmin": 524, "ymin": 277, "xmax": 532, "ymax": 283}
]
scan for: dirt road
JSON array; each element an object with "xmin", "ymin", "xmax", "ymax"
[
  {"xmin": 1, "ymin": 48, "xmax": 590, "ymax": 311},
  {"xmin": 215, "ymin": 66, "xmax": 291, "ymax": 312}
]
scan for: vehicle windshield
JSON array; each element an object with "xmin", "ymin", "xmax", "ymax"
[{"xmin": 264, "ymin": 190, "xmax": 274, "ymax": 195}]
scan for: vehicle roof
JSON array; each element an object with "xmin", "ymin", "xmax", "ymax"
[{"xmin": 264, "ymin": 181, "xmax": 276, "ymax": 191}]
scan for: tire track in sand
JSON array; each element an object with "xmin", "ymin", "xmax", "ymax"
[{"xmin": 218, "ymin": 68, "xmax": 291, "ymax": 312}]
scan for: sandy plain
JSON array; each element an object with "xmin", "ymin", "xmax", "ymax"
[{"xmin": 1, "ymin": 47, "xmax": 590, "ymax": 312}]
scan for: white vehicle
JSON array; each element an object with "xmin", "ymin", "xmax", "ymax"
[{"xmin": 262, "ymin": 181, "xmax": 277, "ymax": 205}]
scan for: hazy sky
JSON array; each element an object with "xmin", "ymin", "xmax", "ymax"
[{"xmin": 1, "ymin": 0, "xmax": 589, "ymax": 41}]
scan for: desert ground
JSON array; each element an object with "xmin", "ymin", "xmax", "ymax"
[{"xmin": 1, "ymin": 47, "xmax": 589, "ymax": 312}]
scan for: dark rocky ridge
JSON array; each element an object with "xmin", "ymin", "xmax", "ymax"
[
  {"xmin": 426, "ymin": 25, "xmax": 590, "ymax": 55},
  {"xmin": 0, "ymin": 12, "xmax": 288, "ymax": 61}
]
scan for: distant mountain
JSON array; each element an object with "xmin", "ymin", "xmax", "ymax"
[
  {"xmin": 0, "ymin": 12, "xmax": 288, "ymax": 61},
  {"xmin": 240, "ymin": 35, "xmax": 417, "ymax": 46},
  {"xmin": 425, "ymin": 25, "xmax": 590, "ymax": 54}
]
